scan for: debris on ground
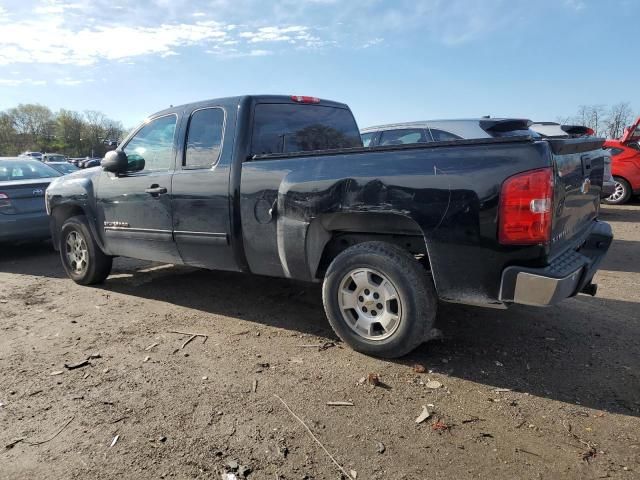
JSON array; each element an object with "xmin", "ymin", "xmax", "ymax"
[
  {"xmin": 50, "ymin": 371, "xmax": 64, "ymax": 376},
  {"xmin": 252, "ymin": 379, "xmax": 258, "ymax": 393},
  {"xmin": 413, "ymin": 364, "xmax": 426, "ymax": 373},
  {"xmin": 110, "ymin": 435, "xmax": 119, "ymax": 448},
  {"xmin": 367, "ymin": 373, "xmax": 380, "ymax": 386},
  {"xmin": 415, "ymin": 405, "xmax": 431, "ymax": 424},
  {"xmin": 425, "ymin": 380, "xmax": 442, "ymax": 389},
  {"xmin": 168, "ymin": 330, "xmax": 209, "ymax": 349},
  {"xmin": 144, "ymin": 356, "xmax": 150, "ymax": 363},
  {"xmin": 326, "ymin": 401, "xmax": 354, "ymax": 407},
  {"xmin": 144, "ymin": 342, "xmax": 159, "ymax": 351},
  {"xmin": 376, "ymin": 441, "xmax": 386, "ymax": 454},
  {"xmin": 432, "ymin": 420, "xmax": 452, "ymax": 433},
  {"xmin": 274, "ymin": 394, "xmax": 355, "ymax": 480},
  {"xmin": 495, "ymin": 361, "xmax": 504, "ymax": 367},
  {"xmin": 350, "ymin": 469, "xmax": 357, "ymax": 479}
]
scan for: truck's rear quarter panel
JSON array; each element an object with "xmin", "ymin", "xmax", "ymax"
[{"xmin": 240, "ymin": 138, "xmax": 555, "ymax": 306}]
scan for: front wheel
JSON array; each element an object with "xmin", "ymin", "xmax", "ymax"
[
  {"xmin": 603, "ymin": 177, "xmax": 632, "ymax": 205},
  {"xmin": 322, "ymin": 241, "xmax": 437, "ymax": 358},
  {"xmin": 60, "ymin": 215, "xmax": 113, "ymax": 285}
]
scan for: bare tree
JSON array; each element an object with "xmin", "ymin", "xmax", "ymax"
[{"xmin": 604, "ymin": 102, "xmax": 634, "ymax": 139}]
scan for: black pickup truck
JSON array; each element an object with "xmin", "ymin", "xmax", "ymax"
[{"xmin": 46, "ymin": 95, "xmax": 613, "ymax": 358}]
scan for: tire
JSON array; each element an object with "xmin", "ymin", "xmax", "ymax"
[
  {"xmin": 322, "ymin": 241, "xmax": 437, "ymax": 358},
  {"xmin": 603, "ymin": 177, "xmax": 632, "ymax": 205},
  {"xmin": 59, "ymin": 215, "xmax": 113, "ymax": 285}
]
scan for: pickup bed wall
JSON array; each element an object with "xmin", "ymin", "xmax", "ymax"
[{"xmin": 239, "ymin": 138, "xmax": 553, "ymax": 306}]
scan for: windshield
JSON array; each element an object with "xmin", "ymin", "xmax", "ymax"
[
  {"xmin": 251, "ymin": 103, "xmax": 362, "ymax": 155},
  {"xmin": 0, "ymin": 159, "xmax": 62, "ymax": 181}
]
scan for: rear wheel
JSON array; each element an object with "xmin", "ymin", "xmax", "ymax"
[
  {"xmin": 322, "ymin": 241, "xmax": 437, "ymax": 358},
  {"xmin": 603, "ymin": 177, "xmax": 632, "ymax": 205},
  {"xmin": 60, "ymin": 215, "xmax": 112, "ymax": 285}
]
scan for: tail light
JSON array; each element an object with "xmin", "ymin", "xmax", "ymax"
[
  {"xmin": 291, "ymin": 95, "xmax": 320, "ymax": 104},
  {"xmin": 499, "ymin": 168, "xmax": 554, "ymax": 245},
  {"xmin": 585, "ymin": 128, "xmax": 595, "ymax": 136}
]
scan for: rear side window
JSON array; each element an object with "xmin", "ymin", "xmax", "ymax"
[
  {"xmin": 429, "ymin": 129, "xmax": 463, "ymax": 142},
  {"xmin": 185, "ymin": 108, "xmax": 225, "ymax": 168},
  {"xmin": 379, "ymin": 128, "xmax": 429, "ymax": 146},
  {"xmin": 251, "ymin": 104, "xmax": 362, "ymax": 155},
  {"xmin": 361, "ymin": 132, "xmax": 375, "ymax": 147}
]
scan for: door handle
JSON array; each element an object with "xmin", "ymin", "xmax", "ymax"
[{"xmin": 145, "ymin": 185, "xmax": 167, "ymax": 196}]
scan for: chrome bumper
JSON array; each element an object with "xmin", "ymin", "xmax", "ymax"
[{"xmin": 499, "ymin": 221, "xmax": 613, "ymax": 307}]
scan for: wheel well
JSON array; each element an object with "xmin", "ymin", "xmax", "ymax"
[
  {"xmin": 51, "ymin": 205, "xmax": 86, "ymax": 250},
  {"xmin": 312, "ymin": 213, "xmax": 430, "ymax": 279}
]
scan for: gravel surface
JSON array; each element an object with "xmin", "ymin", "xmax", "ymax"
[{"xmin": 1, "ymin": 203, "xmax": 639, "ymax": 479}]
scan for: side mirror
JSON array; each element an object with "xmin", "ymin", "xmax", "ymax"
[
  {"xmin": 128, "ymin": 155, "xmax": 145, "ymax": 172},
  {"xmin": 102, "ymin": 150, "xmax": 128, "ymax": 173}
]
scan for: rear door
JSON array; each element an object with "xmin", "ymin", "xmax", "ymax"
[
  {"xmin": 170, "ymin": 106, "xmax": 238, "ymax": 271},
  {"xmin": 549, "ymin": 138, "xmax": 606, "ymax": 257},
  {"xmin": 96, "ymin": 114, "xmax": 181, "ymax": 263}
]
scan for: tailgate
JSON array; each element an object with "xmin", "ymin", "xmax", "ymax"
[
  {"xmin": 0, "ymin": 179, "xmax": 52, "ymax": 215},
  {"xmin": 548, "ymin": 138, "xmax": 605, "ymax": 258}
]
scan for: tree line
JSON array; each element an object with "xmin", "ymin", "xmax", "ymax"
[
  {"xmin": 557, "ymin": 102, "xmax": 636, "ymax": 139},
  {"xmin": 0, "ymin": 101, "xmax": 636, "ymax": 159},
  {"xmin": 0, "ymin": 103, "xmax": 126, "ymax": 158}
]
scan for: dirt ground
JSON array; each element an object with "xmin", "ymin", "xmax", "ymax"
[{"xmin": 1, "ymin": 203, "xmax": 639, "ymax": 480}]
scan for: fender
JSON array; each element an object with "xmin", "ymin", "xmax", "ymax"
[{"xmin": 47, "ymin": 169, "xmax": 106, "ymax": 253}]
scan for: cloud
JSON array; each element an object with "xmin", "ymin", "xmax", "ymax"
[
  {"xmin": 55, "ymin": 77, "xmax": 93, "ymax": 86},
  {"xmin": 0, "ymin": 0, "xmax": 535, "ymax": 67},
  {"xmin": 564, "ymin": 0, "xmax": 586, "ymax": 11},
  {"xmin": 0, "ymin": 78, "xmax": 47, "ymax": 86}
]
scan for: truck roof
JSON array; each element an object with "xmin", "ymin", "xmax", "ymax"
[{"xmin": 150, "ymin": 95, "xmax": 351, "ymax": 120}]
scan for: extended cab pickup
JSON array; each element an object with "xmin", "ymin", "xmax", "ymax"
[{"xmin": 46, "ymin": 95, "xmax": 613, "ymax": 358}]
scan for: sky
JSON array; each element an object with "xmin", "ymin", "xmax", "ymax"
[{"xmin": 0, "ymin": 0, "xmax": 638, "ymax": 129}]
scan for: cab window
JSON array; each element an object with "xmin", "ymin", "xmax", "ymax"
[
  {"xmin": 185, "ymin": 108, "xmax": 225, "ymax": 168},
  {"xmin": 124, "ymin": 115, "xmax": 177, "ymax": 171}
]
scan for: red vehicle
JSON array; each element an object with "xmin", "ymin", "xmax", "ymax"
[{"xmin": 603, "ymin": 117, "xmax": 640, "ymax": 204}]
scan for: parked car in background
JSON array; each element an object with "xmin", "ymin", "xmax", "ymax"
[
  {"xmin": 42, "ymin": 153, "xmax": 67, "ymax": 163},
  {"xmin": 47, "ymin": 95, "xmax": 612, "ymax": 358},
  {"xmin": 69, "ymin": 157, "xmax": 85, "ymax": 167},
  {"xmin": 47, "ymin": 162, "xmax": 79, "ymax": 175},
  {"xmin": 18, "ymin": 151, "xmax": 43, "ymax": 161},
  {"xmin": 601, "ymin": 117, "xmax": 640, "ymax": 205},
  {"xmin": 79, "ymin": 157, "xmax": 102, "ymax": 168},
  {"xmin": 529, "ymin": 122, "xmax": 615, "ymax": 198},
  {"xmin": 360, "ymin": 118, "xmax": 538, "ymax": 147},
  {"xmin": 0, "ymin": 157, "xmax": 61, "ymax": 243}
]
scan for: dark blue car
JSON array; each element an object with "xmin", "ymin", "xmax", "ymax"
[{"xmin": 0, "ymin": 157, "xmax": 61, "ymax": 243}]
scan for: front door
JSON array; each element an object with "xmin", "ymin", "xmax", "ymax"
[{"xmin": 96, "ymin": 114, "xmax": 181, "ymax": 263}]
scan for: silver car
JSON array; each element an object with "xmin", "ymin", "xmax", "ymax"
[
  {"xmin": 360, "ymin": 118, "xmax": 536, "ymax": 147},
  {"xmin": 0, "ymin": 158, "xmax": 61, "ymax": 243}
]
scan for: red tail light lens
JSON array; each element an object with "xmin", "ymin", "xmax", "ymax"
[
  {"xmin": 290, "ymin": 95, "xmax": 320, "ymax": 104},
  {"xmin": 499, "ymin": 168, "xmax": 554, "ymax": 245}
]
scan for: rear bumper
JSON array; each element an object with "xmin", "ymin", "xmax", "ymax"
[
  {"xmin": 0, "ymin": 212, "xmax": 51, "ymax": 242},
  {"xmin": 499, "ymin": 221, "xmax": 613, "ymax": 306}
]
